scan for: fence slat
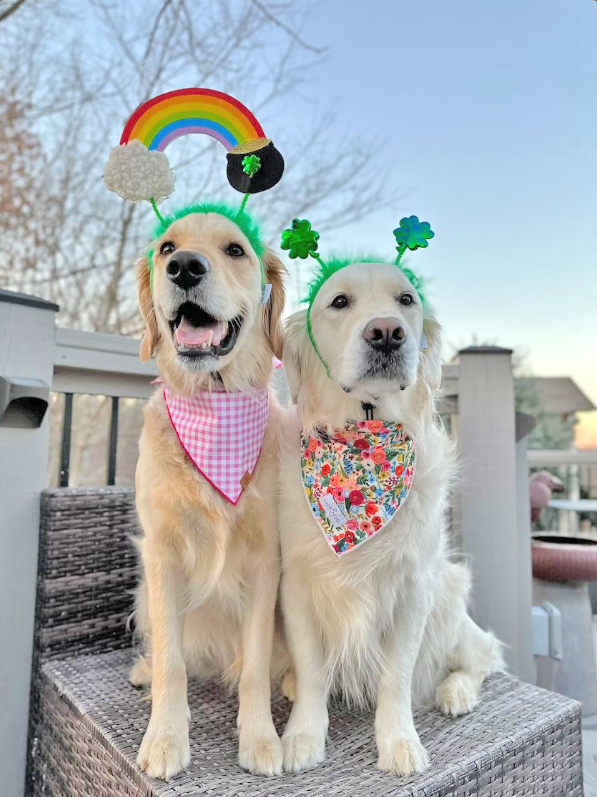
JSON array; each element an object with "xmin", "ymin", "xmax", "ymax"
[
  {"xmin": 107, "ymin": 397, "xmax": 119, "ymax": 486},
  {"xmin": 59, "ymin": 393, "xmax": 73, "ymax": 488}
]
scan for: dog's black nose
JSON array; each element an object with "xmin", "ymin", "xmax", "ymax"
[
  {"xmin": 166, "ymin": 251, "xmax": 210, "ymax": 290},
  {"xmin": 364, "ymin": 317, "xmax": 406, "ymax": 352}
]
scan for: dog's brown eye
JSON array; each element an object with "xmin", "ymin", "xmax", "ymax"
[
  {"xmin": 330, "ymin": 294, "xmax": 349, "ymax": 309},
  {"xmin": 160, "ymin": 241, "xmax": 176, "ymax": 256},
  {"xmin": 226, "ymin": 243, "xmax": 245, "ymax": 258},
  {"xmin": 399, "ymin": 293, "xmax": 414, "ymax": 306}
]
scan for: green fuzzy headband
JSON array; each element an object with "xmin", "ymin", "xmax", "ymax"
[
  {"xmin": 280, "ymin": 215, "xmax": 435, "ymax": 378},
  {"xmin": 146, "ymin": 201, "xmax": 266, "ymax": 292}
]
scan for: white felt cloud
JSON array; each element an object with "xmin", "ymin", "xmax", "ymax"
[{"xmin": 103, "ymin": 140, "xmax": 175, "ymax": 203}]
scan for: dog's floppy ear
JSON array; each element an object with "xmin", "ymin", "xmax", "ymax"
[
  {"xmin": 136, "ymin": 255, "xmax": 159, "ymax": 362},
  {"xmin": 261, "ymin": 247, "xmax": 286, "ymax": 359},
  {"xmin": 282, "ymin": 309, "xmax": 306, "ymax": 403},
  {"xmin": 418, "ymin": 316, "xmax": 442, "ymax": 391}
]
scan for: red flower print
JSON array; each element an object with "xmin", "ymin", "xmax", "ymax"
[
  {"xmin": 308, "ymin": 437, "xmax": 319, "ymax": 452},
  {"xmin": 372, "ymin": 447, "xmax": 386, "ymax": 465},
  {"xmin": 354, "ymin": 438, "xmax": 370, "ymax": 450},
  {"xmin": 371, "ymin": 515, "xmax": 383, "ymax": 526},
  {"xmin": 357, "ymin": 421, "xmax": 368, "ymax": 430},
  {"xmin": 366, "ymin": 502, "xmax": 378, "ymax": 517},
  {"xmin": 366, "ymin": 420, "xmax": 383, "ymax": 433},
  {"xmin": 348, "ymin": 490, "xmax": 365, "ymax": 506},
  {"xmin": 381, "ymin": 460, "xmax": 391, "ymax": 471},
  {"xmin": 347, "ymin": 519, "xmax": 359, "ymax": 531},
  {"xmin": 360, "ymin": 521, "xmax": 373, "ymax": 535},
  {"xmin": 330, "ymin": 473, "xmax": 341, "ymax": 487},
  {"xmin": 321, "ymin": 463, "xmax": 331, "ymax": 476},
  {"xmin": 362, "ymin": 450, "xmax": 372, "ymax": 460},
  {"xmin": 395, "ymin": 465, "xmax": 404, "ymax": 477},
  {"xmin": 344, "ymin": 531, "xmax": 356, "ymax": 544},
  {"xmin": 333, "ymin": 487, "xmax": 345, "ymax": 502}
]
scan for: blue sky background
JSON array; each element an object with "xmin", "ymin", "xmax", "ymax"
[{"xmin": 283, "ymin": 0, "xmax": 596, "ymax": 439}]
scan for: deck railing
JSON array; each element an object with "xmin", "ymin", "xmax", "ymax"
[
  {"xmin": 0, "ymin": 288, "xmax": 535, "ymax": 797},
  {"xmin": 528, "ymin": 449, "xmax": 597, "ymax": 536}
]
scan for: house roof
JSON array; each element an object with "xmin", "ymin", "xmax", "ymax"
[{"xmin": 527, "ymin": 377, "xmax": 595, "ymax": 415}]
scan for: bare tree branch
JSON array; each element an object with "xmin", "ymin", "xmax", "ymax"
[
  {"xmin": 0, "ymin": 0, "xmax": 400, "ymax": 328},
  {"xmin": 249, "ymin": 0, "xmax": 326, "ymax": 54},
  {"xmin": 0, "ymin": 0, "xmax": 29, "ymax": 23}
]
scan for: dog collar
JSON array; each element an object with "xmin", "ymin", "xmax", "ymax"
[
  {"xmin": 164, "ymin": 386, "xmax": 269, "ymax": 504},
  {"xmin": 301, "ymin": 421, "xmax": 415, "ymax": 556}
]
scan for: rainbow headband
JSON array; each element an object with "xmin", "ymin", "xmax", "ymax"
[
  {"xmin": 103, "ymin": 88, "xmax": 284, "ymax": 220},
  {"xmin": 280, "ymin": 215, "xmax": 435, "ymax": 378}
]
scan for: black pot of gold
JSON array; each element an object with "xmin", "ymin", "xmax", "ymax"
[{"xmin": 226, "ymin": 138, "xmax": 284, "ymax": 194}]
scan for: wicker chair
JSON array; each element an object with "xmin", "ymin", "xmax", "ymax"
[{"xmin": 28, "ymin": 488, "xmax": 584, "ymax": 796}]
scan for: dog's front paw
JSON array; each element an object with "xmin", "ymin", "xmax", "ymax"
[
  {"xmin": 282, "ymin": 731, "xmax": 326, "ymax": 773},
  {"xmin": 137, "ymin": 716, "xmax": 191, "ymax": 780},
  {"xmin": 238, "ymin": 728, "xmax": 283, "ymax": 776},
  {"xmin": 435, "ymin": 672, "xmax": 479, "ymax": 717},
  {"xmin": 377, "ymin": 734, "xmax": 429, "ymax": 777},
  {"xmin": 129, "ymin": 655, "xmax": 152, "ymax": 688}
]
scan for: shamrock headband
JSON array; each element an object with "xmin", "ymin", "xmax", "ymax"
[
  {"xmin": 103, "ymin": 88, "xmax": 284, "ymax": 300},
  {"xmin": 280, "ymin": 215, "xmax": 435, "ymax": 378}
]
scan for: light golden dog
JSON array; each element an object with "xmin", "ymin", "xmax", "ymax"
[
  {"xmin": 278, "ymin": 263, "xmax": 503, "ymax": 776},
  {"xmin": 130, "ymin": 208, "xmax": 286, "ymax": 780}
]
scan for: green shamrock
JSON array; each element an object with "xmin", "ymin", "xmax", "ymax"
[
  {"xmin": 393, "ymin": 215, "xmax": 435, "ymax": 263},
  {"xmin": 280, "ymin": 218, "xmax": 320, "ymax": 259},
  {"xmin": 242, "ymin": 154, "xmax": 261, "ymax": 177}
]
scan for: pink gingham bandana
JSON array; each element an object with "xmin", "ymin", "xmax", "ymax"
[{"xmin": 164, "ymin": 387, "xmax": 269, "ymax": 505}]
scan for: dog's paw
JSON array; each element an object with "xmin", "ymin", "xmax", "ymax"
[
  {"xmin": 282, "ymin": 669, "xmax": 296, "ymax": 702},
  {"xmin": 129, "ymin": 656, "xmax": 152, "ymax": 688},
  {"xmin": 377, "ymin": 735, "xmax": 429, "ymax": 777},
  {"xmin": 137, "ymin": 717, "xmax": 191, "ymax": 780},
  {"xmin": 282, "ymin": 731, "xmax": 326, "ymax": 773},
  {"xmin": 238, "ymin": 729, "xmax": 283, "ymax": 776},
  {"xmin": 435, "ymin": 672, "xmax": 479, "ymax": 718}
]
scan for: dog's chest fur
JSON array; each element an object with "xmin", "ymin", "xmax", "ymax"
[
  {"xmin": 137, "ymin": 391, "xmax": 280, "ymax": 609},
  {"xmin": 280, "ymin": 419, "xmax": 452, "ymax": 703}
]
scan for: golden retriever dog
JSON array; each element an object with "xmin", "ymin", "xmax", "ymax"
[
  {"xmin": 130, "ymin": 205, "xmax": 286, "ymax": 780},
  {"xmin": 278, "ymin": 262, "xmax": 503, "ymax": 776}
]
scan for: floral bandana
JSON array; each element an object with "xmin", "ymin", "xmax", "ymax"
[
  {"xmin": 164, "ymin": 387, "xmax": 269, "ymax": 505},
  {"xmin": 301, "ymin": 421, "xmax": 416, "ymax": 556}
]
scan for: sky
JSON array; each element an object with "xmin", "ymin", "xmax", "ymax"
[{"xmin": 282, "ymin": 0, "xmax": 597, "ymax": 444}]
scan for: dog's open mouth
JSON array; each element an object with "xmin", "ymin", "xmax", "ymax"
[{"xmin": 169, "ymin": 302, "xmax": 242, "ymax": 359}]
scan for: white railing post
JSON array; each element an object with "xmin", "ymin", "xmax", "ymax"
[
  {"xmin": 457, "ymin": 346, "xmax": 533, "ymax": 680},
  {"xmin": 0, "ymin": 290, "xmax": 58, "ymax": 797}
]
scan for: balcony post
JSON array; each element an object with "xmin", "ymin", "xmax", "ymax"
[
  {"xmin": 0, "ymin": 289, "xmax": 58, "ymax": 797},
  {"xmin": 457, "ymin": 346, "xmax": 534, "ymax": 680}
]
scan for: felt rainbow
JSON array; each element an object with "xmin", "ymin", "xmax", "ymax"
[{"xmin": 120, "ymin": 88, "xmax": 266, "ymax": 153}]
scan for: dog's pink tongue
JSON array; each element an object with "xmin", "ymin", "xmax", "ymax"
[{"xmin": 175, "ymin": 317, "xmax": 227, "ymax": 346}]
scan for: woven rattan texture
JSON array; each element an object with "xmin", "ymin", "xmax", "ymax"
[
  {"xmin": 35, "ymin": 488, "xmax": 138, "ymax": 661},
  {"xmin": 31, "ymin": 649, "xmax": 582, "ymax": 797}
]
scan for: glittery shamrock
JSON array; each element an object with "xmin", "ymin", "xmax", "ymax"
[
  {"xmin": 280, "ymin": 218, "xmax": 320, "ymax": 260},
  {"xmin": 393, "ymin": 215, "xmax": 435, "ymax": 263},
  {"xmin": 242, "ymin": 154, "xmax": 261, "ymax": 177}
]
